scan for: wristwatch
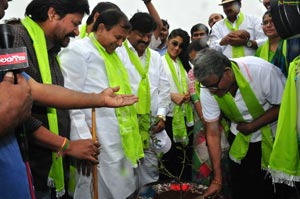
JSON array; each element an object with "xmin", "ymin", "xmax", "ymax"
[
  {"xmin": 246, "ymin": 40, "xmax": 253, "ymax": 48},
  {"xmin": 157, "ymin": 115, "xmax": 166, "ymax": 122}
]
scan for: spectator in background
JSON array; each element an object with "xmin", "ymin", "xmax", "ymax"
[
  {"xmin": 190, "ymin": 23, "xmax": 209, "ymax": 47},
  {"xmin": 261, "ymin": 0, "xmax": 270, "ymax": 10},
  {"xmin": 155, "ymin": 19, "xmax": 169, "ymax": 56},
  {"xmin": 255, "ymin": 11, "xmax": 289, "ymax": 76},
  {"xmin": 208, "ymin": 13, "xmax": 224, "ymax": 29},
  {"xmin": 143, "ymin": 0, "xmax": 164, "ymax": 50},
  {"xmin": 210, "ymin": 0, "xmax": 266, "ymax": 58}
]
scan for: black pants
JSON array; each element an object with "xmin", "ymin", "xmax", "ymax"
[
  {"xmin": 159, "ymin": 116, "xmax": 193, "ymax": 181},
  {"xmin": 274, "ymin": 182, "xmax": 300, "ymax": 199},
  {"xmin": 228, "ymin": 132, "xmax": 275, "ymax": 199}
]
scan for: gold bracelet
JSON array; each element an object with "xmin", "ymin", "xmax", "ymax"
[
  {"xmin": 56, "ymin": 138, "xmax": 69, "ymax": 158},
  {"xmin": 211, "ymin": 179, "xmax": 222, "ymax": 186}
]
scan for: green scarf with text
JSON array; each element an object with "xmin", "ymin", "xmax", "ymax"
[
  {"xmin": 124, "ymin": 40, "xmax": 151, "ymax": 149},
  {"xmin": 90, "ymin": 33, "xmax": 144, "ymax": 166},
  {"xmin": 165, "ymin": 53, "xmax": 194, "ymax": 143}
]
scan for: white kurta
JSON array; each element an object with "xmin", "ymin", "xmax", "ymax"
[
  {"xmin": 59, "ymin": 37, "xmax": 136, "ymax": 199},
  {"xmin": 161, "ymin": 55, "xmax": 191, "ymax": 117},
  {"xmin": 209, "ymin": 12, "xmax": 267, "ymax": 58},
  {"xmin": 200, "ymin": 56, "xmax": 286, "ymax": 142},
  {"xmin": 116, "ymin": 42, "xmax": 171, "ymax": 188}
]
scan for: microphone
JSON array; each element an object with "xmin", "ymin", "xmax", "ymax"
[
  {"xmin": 0, "ymin": 24, "xmax": 28, "ymax": 72},
  {"xmin": 0, "ymin": 25, "xmax": 34, "ymax": 198}
]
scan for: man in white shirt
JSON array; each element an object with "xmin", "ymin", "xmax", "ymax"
[
  {"xmin": 59, "ymin": 9, "xmax": 143, "ymax": 199},
  {"xmin": 193, "ymin": 48, "xmax": 286, "ymax": 199},
  {"xmin": 117, "ymin": 12, "xmax": 171, "ymax": 189},
  {"xmin": 209, "ymin": 0, "xmax": 267, "ymax": 58}
]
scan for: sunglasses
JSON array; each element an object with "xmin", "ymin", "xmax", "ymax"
[{"xmin": 171, "ymin": 41, "xmax": 184, "ymax": 49}]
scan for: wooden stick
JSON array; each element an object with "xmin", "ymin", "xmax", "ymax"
[{"xmin": 91, "ymin": 108, "xmax": 98, "ymax": 199}]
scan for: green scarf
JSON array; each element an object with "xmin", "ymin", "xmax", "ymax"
[
  {"xmin": 89, "ymin": 33, "xmax": 144, "ymax": 166},
  {"xmin": 269, "ymin": 56, "xmax": 300, "ymax": 185},
  {"xmin": 21, "ymin": 16, "xmax": 65, "ymax": 197},
  {"xmin": 165, "ymin": 53, "xmax": 194, "ymax": 143},
  {"xmin": 79, "ymin": 23, "xmax": 88, "ymax": 38},
  {"xmin": 215, "ymin": 62, "xmax": 274, "ymax": 169},
  {"xmin": 255, "ymin": 39, "xmax": 274, "ymax": 62},
  {"xmin": 256, "ymin": 39, "xmax": 289, "ymax": 76},
  {"xmin": 224, "ymin": 12, "xmax": 245, "ymax": 58},
  {"xmin": 124, "ymin": 40, "xmax": 151, "ymax": 149}
]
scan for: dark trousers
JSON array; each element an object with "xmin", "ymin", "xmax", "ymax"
[
  {"xmin": 274, "ymin": 182, "xmax": 300, "ymax": 199},
  {"xmin": 228, "ymin": 132, "xmax": 275, "ymax": 199},
  {"xmin": 159, "ymin": 116, "xmax": 193, "ymax": 181}
]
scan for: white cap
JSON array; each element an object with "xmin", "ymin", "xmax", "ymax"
[{"xmin": 150, "ymin": 130, "xmax": 172, "ymax": 154}]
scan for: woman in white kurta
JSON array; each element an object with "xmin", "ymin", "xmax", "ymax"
[
  {"xmin": 161, "ymin": 28, "xmax": 194, "ymax": 181},
  {"xmin": 59, "ymin": 10, "xmax": 143, "ymax": 199}
]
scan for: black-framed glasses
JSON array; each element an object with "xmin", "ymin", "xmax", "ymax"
[
  {"xmin": 171, "ymin": 41, "xmax": 183, "ymax": 49},
  {"xmin": 200, "ymin": 74, "xmax": 224, "ymax": 90}
]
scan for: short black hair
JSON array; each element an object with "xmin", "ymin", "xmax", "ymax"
[
  {"xmin": 190, "ymin": 23, "xmax": 209, "ymax": 36},
  {"xmin": 86, "ymin": 2, "xmax": 120, "ymax": 25},
  {"xmin": 25, "ymin": 0, "xmax": 90, "ymax": 22},
  {"xmin": 92, "ymin": 9, "xmax": 131, "ymax": 32},
  {"xmin": 129, "ymin": 12, "xmax": 157, "ymax": 34}
]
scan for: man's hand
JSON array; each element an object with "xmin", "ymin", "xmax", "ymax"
[
  {"xmin": 100, "ymin": 86, "xmax": 138, "ymax": 108},
  {"xmin": 229, "ymin": 30, "xmax": 250, "ymax": 40},
  {"xmin": 220, "ymin": 30, "xmax": 250, "ymax": 46},
  {"xmin": 237, "ymin": 121, "xmax": 256, "ymax": 135},
  {"xmin": 65, "ymin": 139, "xmax": 100, "ymax": 164},
  {"xmin": 204, "ymin": 179, "xmax": 222, "ymax": 199},
  {"xmin": 171, "ymin": 92, "xmax": 190, "ymax": 105},
  {"xmin": 151, "ymin": 119, "xmax": 165, "ymax": 134},
  {"xmin": 0, "ymin": 72, "xmax": 32, "ymax": 136}
]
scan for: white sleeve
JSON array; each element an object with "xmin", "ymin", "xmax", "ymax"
[
  {"xmin": 59, "ymin": 43, "xmax": 92, "ymax": 140},
  {"xmin": 157, "ymin": 55, "xmax": 171, "ymax": 116},
  {"xmin": 209, "ymin": 22, "xmax": 225, "ymax": 53},
  {"xmin": 149, "ymin": 34, "xmax": 161, "ymax": 50},
  {"xmin": 200, "ymin": 88, "xmax": 221, "ymax": 122},
  {"xmin": 260, "ymin": 61, "xmax": 286, "ymax": 105}
]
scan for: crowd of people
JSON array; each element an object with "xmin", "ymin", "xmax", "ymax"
[{"xmin": 1, "ymin": 0, "xmax": 300, "ymax": 199}]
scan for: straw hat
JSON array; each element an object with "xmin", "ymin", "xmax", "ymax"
[{"xmin": 219, "ymin": 0, "xmax": 239, "ymax": 6}]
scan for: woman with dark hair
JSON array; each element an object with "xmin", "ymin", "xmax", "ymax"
[
  {"xmin": 160, "ymin": 28, "xmax": 194, "ymax": 181},
  {"xmin": 255, "ymin": 10, "xmax": 289, "ymax": 76}
]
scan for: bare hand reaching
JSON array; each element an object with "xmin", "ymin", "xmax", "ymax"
[
  {"xmin": 100, "ymin": 86, "xmax": 138, "ymax": 107},
  {"xmin": 65, "ymin": 139, "xmax": 100, "ymax": 164}
]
